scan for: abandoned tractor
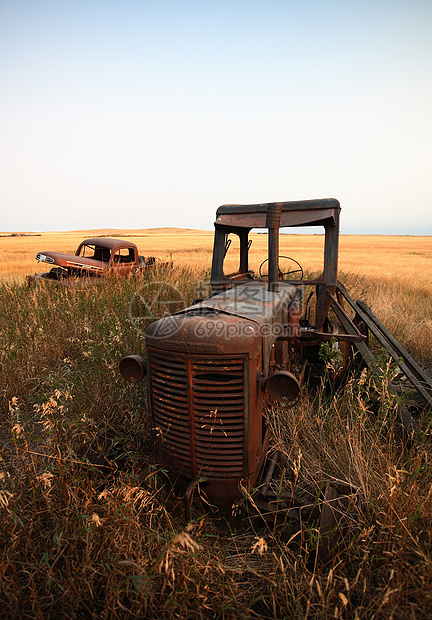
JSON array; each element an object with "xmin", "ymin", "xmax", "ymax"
[
  {"xmin": 26, "ymin": 237, "xmax": 170, "ymax": 286},
  {"xmin": 120, "ymin": 199, "xmax": 432, "ymax": 519}
]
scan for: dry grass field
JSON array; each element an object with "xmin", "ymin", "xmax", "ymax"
[
  {"xmin": 1, "ymin": 229, "xmax": 431, "ymax": 290},
  {"xmin": 2, "ymin": 228, "xmax": 431, "ymax": 361},
  {"xmin": 0, "ymin": 229, "xmax": 431, "ymax": 618}
]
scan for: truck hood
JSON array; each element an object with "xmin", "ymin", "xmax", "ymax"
[{"xmin": 36, "ymin": 251, "xmax": 107, "ymax": 273}]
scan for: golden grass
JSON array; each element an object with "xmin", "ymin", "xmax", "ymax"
[
  {"xmin": 2, "ymin": 229, "xmax": 431, "ymax": 362},
  {"xmin": 1, "ymin": 229, "xmax": 431, "ymax": 289},
  {"xmin": 0, "ymin": 271, "xmax": 431, "ymax": 618},
  {"xmin": 338, "ymin": 235, "xmax": 432, "ymax": 292}
]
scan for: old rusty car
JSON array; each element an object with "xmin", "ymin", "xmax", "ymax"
[{"xmin": 27, "ymin": 237, "xmax": 163, "ymax": 286}]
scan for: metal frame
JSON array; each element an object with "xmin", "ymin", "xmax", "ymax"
[{"xmin": 210, "ymin": 198, "xmax": 340, "ymax": 329}]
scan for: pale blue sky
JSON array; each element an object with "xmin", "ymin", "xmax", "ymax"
[{"xmin": 1, "ymin": 0, "xmax": 431, "ymax": 233}]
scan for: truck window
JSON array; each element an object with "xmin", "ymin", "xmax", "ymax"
[
  {"xmin": 113, "ymin": 248, "xmax": 135, "ymax": 264},
  {"xmin": 78, "ymin": 244, "xmax": 111, "ymax": 262},
  {"xmin": 77, "ymin": 244, "xmax": 95, "ymax": 258}
]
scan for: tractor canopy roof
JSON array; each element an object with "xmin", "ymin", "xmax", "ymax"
[{"xmin": 215, "ymin": 198, "xmax": 340, "ymax": 230}]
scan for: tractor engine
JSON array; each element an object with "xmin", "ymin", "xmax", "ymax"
[
  {"xmin": 145, "ymin": 282, "xmax": 299, "ymax": 500},
  {"xmin": 120, "ymin": 199, "xmax": 343, "ymax": 503},
  {"xmin": 122, "ymin": 281, "xmax": 300, "ymax": 501}
]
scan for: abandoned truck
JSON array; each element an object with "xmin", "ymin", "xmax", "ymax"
[
  {"xmin": 120, "ymin": 199, "xmax": 432, "ymax": 511},
  {"xmin": 26, "ymin": 237, "xmax": 163, "ymax": 286}
]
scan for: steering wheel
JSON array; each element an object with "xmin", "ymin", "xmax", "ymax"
[{"xmin": 259, "ymin": 256, "xmax": 304, "ymax": 280}]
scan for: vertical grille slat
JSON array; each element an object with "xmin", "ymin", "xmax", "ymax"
[
  {"xmin": 148, "ymin": 350, "xmax": 192, "ymax": 476},
  {"xmin": 148, "ymin": 349, "xmax": 246, "ymax": 480}
]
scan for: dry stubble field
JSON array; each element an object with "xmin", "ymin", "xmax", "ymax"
[{"xmin": 0, "ymin": 228, "xmax": 432, "ymax": 619}]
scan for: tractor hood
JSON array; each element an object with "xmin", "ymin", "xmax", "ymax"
[
  {"xmin": 36, "ymin": 251, "xmax": 106, "ymax": 273},
  {"xmin": 189, "ymin": 281, "xmax": 299, "ymax": 325},
  {"xmin": 146, "ymin": 281, "xmax": 300, "ymax": 371}
]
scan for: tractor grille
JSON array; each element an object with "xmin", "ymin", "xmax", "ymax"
[{"xmin": 148, "ymin": 349, "xmax": 246, "ymax": 480}]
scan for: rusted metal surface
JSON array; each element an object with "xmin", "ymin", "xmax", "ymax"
[
  {"xmin": 334, "ymin": 281, "xmax": 432, "ymax": 439},
  {"xmin": 27, "ymin": 237, "xmax": 167, "ymax": 286},
  {"xmin": 211, "ymin": 199, "xmax": 340, "ymax": 330},
  {"xmin": 264, "ymin": 371, "xmax": 301, "ymax": 406},
  {"xmin": 174, "ymin": 281, "xmax": 300, "ymax": 371},
  {"xmin": 213, "ymin": 199, "xmax": 338, "ymax": 229},
  {"xmin": 144, "ymin": 276, "xmax": 305, "ymax": 500},
  {"xmin": 140, "ymin": 199, "xmax": 352, "ymax": 502},
  {"xmin": 119, "ymin": 355, "xmax": 147, "ymax": 383},
  {"xmin": 36, "ymin": 238, "xmax": 141, "ymax": 275},
  {"xmin": 240, "ymin": 453, "xmax": 362, "ymax": 565},
  {"xmin": 121, "ymin": 197, "xmax": 431, "ymax": 528},
  {"xmin": 146, "ymin": 347, "xmax": 262, "ymax": 501},
  {"xmin": 335, "ymin": 281, "xmax": 432, "ymax": 402},
  {"xmin": 315, "ymin": 482, "xmax": 362, "ymax": 566},
  {"xmin": 36, "ymin": 250, "xmax": 105, "ymax": 273},
  {"xmin": 266, "ymin": 203, "xmax": 282, "ymax": 293}
]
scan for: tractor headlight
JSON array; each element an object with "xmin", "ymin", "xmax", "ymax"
[{"xmin": 119, "ymin": 355, "xmax": 147, "ymax": 382}]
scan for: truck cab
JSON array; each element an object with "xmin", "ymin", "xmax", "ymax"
[{"xmin": 27, "ymin": 237, "xmax": 159, "ymax": 285}]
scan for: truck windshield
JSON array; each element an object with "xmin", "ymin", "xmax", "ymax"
[{"xmin": 77, "ymin": 244, "xmax": 111, "ymax": 262}]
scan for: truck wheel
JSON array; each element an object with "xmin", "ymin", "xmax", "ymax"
[{"xmin": 48, "ymin": 267, "xmax": 68, "ymax": 280}]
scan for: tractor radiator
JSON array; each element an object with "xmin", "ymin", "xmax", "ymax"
[{"xmin": 147, "ymin": 348, "xmax": 247, "ymax": 480}]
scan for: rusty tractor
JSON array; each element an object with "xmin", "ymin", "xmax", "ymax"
[{"xmin": 120, "ymin": 199, "xmax": 432, "ymax": 534}]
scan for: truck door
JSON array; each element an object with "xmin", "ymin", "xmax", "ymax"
[{"xmin": 110, "ymin": 247, "xmax": 136, "ymax": 276}]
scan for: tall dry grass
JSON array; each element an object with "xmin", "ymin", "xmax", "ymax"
[
  {"xmin": 0, "ymin": 240, "xmax": 431, "ymax": 618},
  {"xmin": 2, "ymin": 230, "xmax": 431, "ymax": 361},
  {"xmin": 0, "ymin": 231, "xmax": 432, "ymax": 619},
  {"xmin": 338, "ymin": 271, "xmax": 432, "ymax": 364}
]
